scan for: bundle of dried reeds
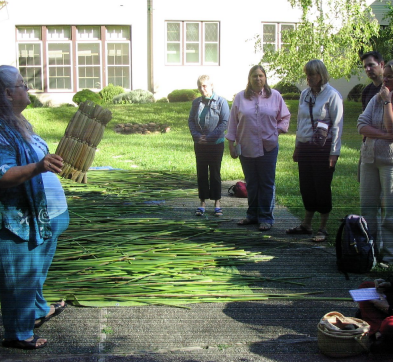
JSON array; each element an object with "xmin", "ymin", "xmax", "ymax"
[{"xmin": 55, "ymin": 101, "xmax": 112, "ymax": 183}]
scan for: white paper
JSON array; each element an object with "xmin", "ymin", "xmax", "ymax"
[
  {"xmin": 317, "ymin": 122, "xmax": 328, "ymax": 130},
  {"xmin": 349, "ymin": 288, "xmax": 383, "ymax": 302}
]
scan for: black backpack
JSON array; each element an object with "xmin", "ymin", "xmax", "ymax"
[{"xmin": 335, "ymin": 214, "xmax": 377, "ymax": 279}]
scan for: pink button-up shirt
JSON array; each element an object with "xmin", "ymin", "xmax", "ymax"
[{"xmin": 226, "ymin": 89, "xmax": 291, "ymax": 157}]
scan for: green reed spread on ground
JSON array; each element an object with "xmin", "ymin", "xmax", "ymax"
[{"xmin": 45, "ymin": 170, "xmax": 346, "ymax": 307}]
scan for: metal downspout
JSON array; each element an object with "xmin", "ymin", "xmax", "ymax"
[{"xmin": 147, "ymin": 0, "xmax": 154, "ymax": 94}]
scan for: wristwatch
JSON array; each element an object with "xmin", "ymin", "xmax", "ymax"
[{"xmin": 384, "ymin": 100, "xmax": 391, "ymax": 105}]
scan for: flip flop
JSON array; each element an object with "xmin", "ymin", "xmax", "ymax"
[
  {"xmin": 2, "ymin": 334, "xmax": 47, "ymax": 350},
  {"xmin": 286, "ymin": 225, "xmax": 312, "ymax": 235},
  {"xmin": 195, "ymin": 207, "xmax": 205, "ymax": 216},
  {"xmin": 34, "ymin": 301, "xmax": 67, "ymax": 329},
  {"xmin": 312, "ymin": 229, "xmax": 328, "ymax": 242},
  {"xmin": 259, "ymin": 222, "xmax": 272, "ymax": 231},
  {"xmin": 214, "ymin": 208, "xmax": 223, "ymax": 216},
  {"xmin": 237, "ymin": 218, "xmax": 257, "ymax": 226}
]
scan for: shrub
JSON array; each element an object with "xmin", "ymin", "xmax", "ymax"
[
  {"xmin": 156, "ymin": 97, "xmax": 169, "ymax": 103},
  {"xmin": 26, "ymin": 94, "xmax": 44, "ymax": 108},
  {"xmin": 72, "ymin": 89, "xmax": 103, "ymax": 105},
  {"xmin": 347, "ymin": 84, "xmax": 366, "ymax": 102},
  {"xmin": 113, "ymin": 89, "xmax": 155, "ymax": 104},
  {"xmin": 167, "ymin": 89, "xmax": 200, "ymax": 102},
  {"xmin": 281, "ymin": 92, "xmax": 300, "ymax": 100},
  {"xmin": 99, "ymin": 84, "xmax": 125, "ymax": 103},
  {"xmin": 272, "ymin": 81, "xmax": 300, "ymax": 94}
]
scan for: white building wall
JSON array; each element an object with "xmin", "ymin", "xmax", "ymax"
[
  {"xmin": 152, "ymin": 0, "xmax": 303, "ymax": 100},
  {"xmin": 0, "ymin": 0, "xmax": 384, "ymax": 104}
]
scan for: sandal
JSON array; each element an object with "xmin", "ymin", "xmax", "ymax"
[
  {"xmin": 214, "ymin": 208, "xmax": 223, "ymax": 216},
  {"xmin": 34, "ymin": 300, "xmax": 67, "ymax": 329},
  {"xmin": 312, "ymin": 229, "xmax": 328, "ymax": 242},
  {"xmin": 237, "ymin": 218, "xmax": 257, "ymax": 226},
  {"xmin": 2, "ymin": 334, "xmax": 47, "ymax": 349},
  {"xmin": 286, "ymin": 224, "xmax": 312, "ymax": 235},
  {"xmin": 195, "ymin": 207, "xmax": 205, "ymax": 216},
  {"xmin": 259, "ymin": 222, "xmax": 272, "ymax": 231}
]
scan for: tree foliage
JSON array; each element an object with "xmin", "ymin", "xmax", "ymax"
[
  {"xmin": 372, "ymin": 3, "xmax": 393, "ymax": 62},
  {"xmin": 257, "ymin": 0, "xmax": 380, "ymax": 83}
]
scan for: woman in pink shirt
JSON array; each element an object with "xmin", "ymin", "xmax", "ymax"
[{"xmin": 226, "ymin": 65, "xmax": 290, "ymax": 231}]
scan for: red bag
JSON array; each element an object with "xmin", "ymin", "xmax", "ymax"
[{"xmin": 228, "ymin": 181, "xmax": 247, "ymax": 198}]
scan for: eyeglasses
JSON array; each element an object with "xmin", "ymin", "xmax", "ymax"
[
  {"xmin": 15, "ymin": 81, "xmax": 29, "ymax": 90},
  {"xmin": 383, "ymin": 75, "xmax": 393, "ymax": 80}
]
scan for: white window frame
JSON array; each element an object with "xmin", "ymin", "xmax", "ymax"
[
  {"xmin": 165, "ymin": 21, "xmax": 182, "ymax": 65},
  {"xmin": 185, "ymin": 22, "xmax": 201, "ymax": 65},
  {"xmin": 261, "ymin": 22, "xmax": 296, "ymax": 53},
  {"xmin": 106, "ymin": 41, "xmax": 131, "ymax": 89},
  {"xmin": 203, "ymin": 22, "xmax": 220, "ymax": 65},
  {"xmin": 46, "ymin": 41, "xmax": 73, "ymax": 92},
  {"xmin": 165, "ymin": 21, "xmax": 220, "ymax": 66},
  {"xmin": 17, "ymin": 41, "xmax": 43, "ymax": 92},
  {"xmin": 76, "ymin": 41, "xmax": 102, "ymax": 91}
]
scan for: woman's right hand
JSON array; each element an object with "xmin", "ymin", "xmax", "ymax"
[{"xmin": 375, "ymin": 279, "xmax": 392, "ymax": 293}]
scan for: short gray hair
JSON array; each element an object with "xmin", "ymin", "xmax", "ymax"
[
  {"xmin": 197, "ymin": 75, "xmax": 213, "ymax": 88},
  {"xmin": 304, "ymin": 59, "xmax": 329, "ymax": 86}
]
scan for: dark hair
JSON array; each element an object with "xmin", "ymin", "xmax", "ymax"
[
  {"xmin": 360, "ymin": 51, "xmax": 384, "ymax": 64},
  {"xmin": 244, "ymin": 65, "xmax": 271, "ymax": 100},
  {"xmin": 0, "ymin": 65, "xmax": 34, "ymax": 140},
  {"xmin": 304, "ymin": 59, "xmax": 329, "ymax": 86}
]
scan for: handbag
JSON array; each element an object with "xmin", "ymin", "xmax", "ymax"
[
  {"xmin": 317, "ymin": 311, "xmax": 370, "ymax": 357},
  {"xmin": 228, "ymin": 181, "xmax": 247, "ymax": 198},
  {"xmin": 308, "ymin": 95, "xmax": 329, "ymax": 147}
]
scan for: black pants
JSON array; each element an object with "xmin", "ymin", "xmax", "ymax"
[
  {"xmin": 297, "ymin": 142, "xmax": 335, "ymax": 214},
  {"xmin": 194, "ymin": 142, "xmax": 224, "ymax": 201}
]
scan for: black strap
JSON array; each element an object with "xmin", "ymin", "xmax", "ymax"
[{"xmin": 308, "ymin": 98, "xmax": 316, "ymax": 131}]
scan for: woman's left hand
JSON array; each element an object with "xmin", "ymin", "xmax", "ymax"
[
  {"xmin": 329, "ymin": 155, "xmax": 338, "ymax": 168},
  {"xmin": 37, "ymin": 154, "xmax": 64, "ymax": 174},
  {"xmin": 380, "ymin": 85, "xmax": 393, "ymax": 102}
]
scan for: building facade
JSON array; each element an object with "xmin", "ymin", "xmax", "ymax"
[{"xmin": 0, "ymin": 0, "xmax": 386, "ymax": 104}]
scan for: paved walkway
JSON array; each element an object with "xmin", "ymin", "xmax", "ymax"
[{"xmin": 0, "ymin": 182, "xmax": 385, "ymax": 361}]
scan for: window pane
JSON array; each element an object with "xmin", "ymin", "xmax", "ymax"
[
  {"xmin": 186, "ymin": 23, "xmax": 199, "ymax": 42},
  {"xmin": 167, "ymin": 23, "xmax": 180, "ymax": 42},
  {"xmin": 47, "ymin": 26, "xmax": 71, "ymax": 40},
  {"xmin": 107, "ymin": 43, "xmax": 129, "ymax": 66},
  {"xmin": 48, "ymin": 43, "xmax": 71, "ymax": 66},
  {"xmin": 281, "ymin": 24, "xmax": 295, "ymax": 32},
  {"xmin": 108, "ymin": 66, "xmax": 130, "ymax": 88},
  {"xmin": 263, "ymin": 24, "xmax": 276, "ymax": 42},
  {"xmin": 78, "ymin": 66, "xmax": 101, "ymax": 89},
  {"xmin": 17, "ymin": 27, "xmax": 41, "ymax": 40},
  {"xmin": 205, "ymin": 23, "xmax": 218, "ymax": 42},
  {"xmin": 106, "ymin": 26, "xmax": 130, "ymax": 40},
  {"xmin": 19, "ymin": 67, "xmax": 42, "ymax": 90},
  {"xmin": 78, "ymin": 43, "xmax": 100, "ymax": 66},
  {"xmin": 77, "ymin": 26, "xmax": 100, "ymax": 40},
  {"xmin": 205, "ymin": 43, "xmax": 218, "ymax": 63},
  {"xmin": 263, "ymin": 43, "xmax": 275, "ymax": 53},
  {"xmin": 18, "ymin": 43, "xmax": 42, "ymax": 90},
  {"xmin": 186, "ymin": 43, "xmax": 199, "ymax": 63},
  {"xmin": 167, "ymin": 43, "xmax": 180, "ymax": 63},
  {"xmin": 19, "ymin": 43, "xmax": 42, "ymax": 66},
  {"xmin": 49, "ymin": 66, "xmax": 71, "ymax": 89}
]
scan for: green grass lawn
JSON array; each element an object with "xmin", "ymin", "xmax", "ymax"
[{"xmin": 23, "ymin": 100, "xmax": 364, "ymax": 237}]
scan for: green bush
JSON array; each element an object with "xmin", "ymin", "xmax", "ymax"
[
  {"xmin": 113, "ymin": 89, "xmax": 155, "ymax": 104},
  {"xmin": 26, "ymin": 94, "xmax": 44, "ymax": 108},
  {"xmin": 99, "ymin": 84, "xmax": 125, "ymax": 103},
  {"xmin": 167, "ymin": 89, "xmax": 200, "ymax": 102},
  {"xmin": 156, "ymin": 97, "xmax": 169, "ymax": 103},
  {"xmin": 281, "ymin": 92, "xmax": 300, "ymax": 100},
  {"xmin": 347, "ymin": 84, "xmax": 366, "ymax": 102},
  {"xmin": 272, "ymin": 81, "xmax": 300, "ymax": 94},
  {"xmin": 72, "ymin": 89, "xmax": 103, "ymax": 105}
]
